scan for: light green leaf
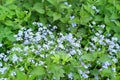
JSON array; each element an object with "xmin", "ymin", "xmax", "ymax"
[
  {"xmin": 51, "ymin": 54, "xmax": 60, "ymax": 64},
  {"xmin": 53, "ymin": 13, "xmax": 61, "ymax": 21},
  {"xmin": 81, "ymin": 53, "xmax": 97, "ymax": 61},
  {"xmin": 5, "ymin": 20, "xmax": 14, "ymax": 26},
  {"xmin": 31, "ymin": 66, "xmax": 45, "ymax": 76},
  {"xmin": 33, "ymin": 3, "xmax": 45, "ymax": 14},
  {"xmin": 98, "ymin": 54, "xmax": 111, "ymax": 63},
  {"xmin": 100, "ymin": 68, "xmax": 112, "ymax": 77},
  {"xmin": 16, "ymin": 70, "xmax": 27, "ymax": 80},
  {"xmin": 48, "ymin": 64, "xmax": 65, "ymax": 80}
]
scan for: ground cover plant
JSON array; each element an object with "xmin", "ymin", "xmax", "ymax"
[{"xmin": 1, "ymin": 0, "xmax": 120, "ymax": 80}]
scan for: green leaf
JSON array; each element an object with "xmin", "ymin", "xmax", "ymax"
[
  {"xmin": 83, "ymin": 4, "xmax": 95, "ymax": 16},
  {"xmin": 16, "ymin": 70, "xmax": 27, "ymax": 80},
  {"xmin": 31, "ymin": 66, "xmax": 45, "ymax": 76},
  {"xmin": 98, "ymin": 54, "xmax": 111, "ymax": 63},
  {"xmin": 24, "ymin": 12, "xmax": 31, "ymax": 21},
  {"xmin": 104, "ymin": 15, "xmax": 111, "ymax": 25},
  {"xmin": 47, "ymin": 0, "xmax": 61, "ymax": 6},
  {"xmin": 53, "ymin": 13, "xmax": 61, "ymax": 21},
  {"xmin": 15, "ymin": 9, "xmax": 26, "ymax": 19},
  {"xmin": 7, "ymin": 34, "xmax": 16, "ymax": 42},
  {"xmin": 62, "ymin": 54, "xmax": 71, "ymax": 65},
  {"xmin": 5, "ymin": 0, "xmax": 15, "ymax": 4},
  {"xmin": 5, "ymin": 20, "xmax": 14, "ymax": 26},
  {"xmin": 8, "ymin": 4, "xmax": 17, "ymax": 10},
  {"xmin": 100, "ymin": 68, "xmax": 112, "ymax": 77},
  {"xmin": 80, "ymin": 8, "xmax": 92, "ymax": 25},
  {"xmin": 81, "ymin": 53, "xmax": 97, "ymax": 61},
  {"xmin": 33, "ymin": 3, "xmax": 45, "ymax": 14},
  {"xmin": 94, "ymin": 15, "xmax": 103, "ymax": 21},
  {"xmin": 51, "ymin": 54, "xmax": 60, "ymax": 64},
  {"xmin": 48, "ymin": 64, "xmax": 65, "ymax": 80},
  {"xmin": 90, "ymin": 69, "xmax": 99, "ymax": 76}
]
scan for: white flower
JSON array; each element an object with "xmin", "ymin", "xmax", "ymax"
[
  {"xmin": 11, "ymin": 71, "xmax": 16, "ymax": 76},
  {"xmin": 64, "ymin": 2, "xmax": 68, "ymax": 5},
  {"xmin": 91, "ymin": 6, "xmax": 96, "ymax": 10},
  {"xmin": 19, "ymin": 67, "xmax": 24, "ymax": 71},
  {"xmin": 112, "ymin": 67, "xmax": 116, "ymax": 72},
  {"xmin": 14, "ymin": 35, "xmax": 17, "ymax": 38},
  {"xmin": 70, "ymin": 16, "xmax": 75, "ymax": 20},
  {"xmin": 37, "ymin": 22, "xmax": 43, "ymax": 27},
  {"xmin": 89, "ymin": 24, "xmax": 93, "ymax": 28},
  {"xmin": 0, "ymin": 67, "xmax": 8, "ymax": 74},
  {"xmin": 96, "ymin": 9, "xmax": 100, "ymax": 13},
  {"xmin": 98, "ymin": 30, "xmax": 103, "ymax": 34},
  {"xmin": 58, "ymin": 43, "xmax": 65, "ymax": 49},
  {"xmin": 0, "ymin": 43, "xmax": 3, "ymax": 47},
  {"xmin": 66, "ymin": 33, "xmax": 74, "ymax": 43},
  {"xmin": 70, "ymin": 49, "xmax": 76, "ymax": 55},
  {"xmin": 0, "ymin": 62, "xmax": 2, "ymax": 66},
  {"xmin": 102, "ymin": 61, "xmax": 111, "ymax": 68},
  {"xmin": 112, "ymin": 58, "xmax": 118, "ymax": 63},
  {"xmin": 95, "ymin": 76, "xmax": 99, "ymax": 80},
  {"xmin": 18, "ymin": 30, "xmax": 23, "ymax": 36},
  {"xmin": 32, "ymin": 22, "xmax": 37, "ymax": 25},
  {"xmin": 79, "ymin": 70, "xmax": 83, "ymax": 74},
  {"xmin": 100, "ymin": 24, "xmax": 105, "ymax": 28},
  {"xmin": 68, "ymin": 4, "xmax": 72, "ymax": 7},
  {"xmin": 112, "ymin": 37, "xmax": 118, "ymax": 41},
  {"xmin": 91, "ymin": 36, "xmax": 98, "ymax": 42},
  {"xmin": 68, "ymin": 72, "xmax": 73, "ymax": 79},
  {"xmin": 0, "ymin": 78, "xmax": 8, "ymax": 80},
  {"xmin": 95, "ymin": 33, "xmax": 100, "ymax": 36},
  {"xmin": 24, "ymin": 40, "xmax": 30, "ymax": 44},
  {"xmin": 92, "ymin": 21, "xmax": 96, "ymax": 25},
  {"xmin": 0, "ymin": 53, "xmax": 4, "ymax": 58},
  {"xmin": 12, "ymin": 54, "xmax": 19, "ymax": 63},
  {"xmin": 82, "ymin": 73, "xmax": 89, "ymax": 79},
  {"xmin": 39, "ymin": 61, "xmax": 44, "ymax": 65},
  {"xmin": 3, "ymin": 57, "xmax": 9, "ymax": 62},
  {"xmin": 105, "ymin": 39, "xmax": 110, "ymax": 43},
  {"xmin": 106, "ymin": 78, "xmax": 110, "ymax": 80},
  {"xmin": 53, "ymin": 26, "xmax": 57, "ymax": 29},
  {"xmin": 72, "ymin": 23, "xmax": 77, "ymax": 27}
]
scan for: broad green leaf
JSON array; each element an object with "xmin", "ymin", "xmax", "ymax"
[
  {"xmin": 8, "ymin": 4, "xmax": 17, "ymax": 10},
  {"xmin": 100, "ymin": 68, "xmax": 112, "ymax": 77},
  {"xmin": 5, "ymin": 20, "xmax": 14, "ymax": 26},
  {"xmin": 94, "ymin": 15, "xmax": 103, "ymax": 21},
  {"xmin": 115, "ymin": 4, "xmax": 120, "ymax": 11},
  {"xmin": 24, "ymin": 12, "xmax": 31, "ymax": 21},
  {"xmin": 7, "ymin": 34, "xmax": 16, "ymax": 42},
  {"xmin": 115, "ymin": 20, "xmax": 120, "ymax": 28},
  {"xmin": 33, "ymin": 3, "xmax": 45, "ymax": 14},
  {"xmin": 31, "ymin": 66, "xmax": 45, "ymax": 76},
  {"xmin": 16, "ymin": 70, "xmax": 27, "ymax": 80},
  {"xmin": 81, "ymin": 53, "xmax": 97, "ymax": 61},
  {"xmin": 47, "ymin": 0, "xmax": 64, "ymax": 6},
  {"xmin": 83, "ymin": 4, "xmax": 95, "ymax": 16},
  {"xmin": 104, "ymin": 15, "xmax": 111, "ymax": 25},
  {"xmin": 53, "ymin": 13, "xmax": 61, "ymax": 21},
  {"xmin": 90, "ymin": 69, "xmax": 99, "ymax": 76},
  {"xmin": 5, "ymin": 0, "xmax": 15, "ymax": 4},
  {"xmin": 98, "ymin": 54, "xmax": 111, "ymax": 63},
  {"xmin": 15, "ymin": 9, "xmax": 26, "ymax": 19},
  {"xmin": 48, "ymin": 64, "xmax": 65, "ymax": 80},
  {"xmin": 80, "ymin": 8, "xmax": 92, "ymax": 25}
]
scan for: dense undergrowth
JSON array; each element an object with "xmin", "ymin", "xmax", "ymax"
[{"xmin": 0, "ymin": 0, "xmax": 120, "ymax": 80}]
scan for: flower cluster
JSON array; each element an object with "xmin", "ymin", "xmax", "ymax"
[{"xmin": 0, "ymin": 21, "xmax": 120, "ymax": 80}]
